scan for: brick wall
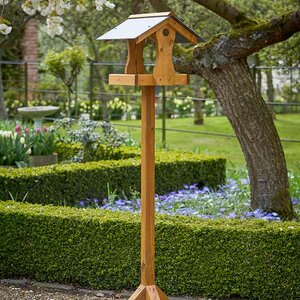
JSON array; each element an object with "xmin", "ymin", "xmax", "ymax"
[{"xmin": 21, "ymin": 19, "xmax": 38, "ymax": 102}]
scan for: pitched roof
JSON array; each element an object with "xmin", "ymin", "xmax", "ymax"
[{"xmin": 97, "ymin": 12, "xmax": 204, "ymax": 44}]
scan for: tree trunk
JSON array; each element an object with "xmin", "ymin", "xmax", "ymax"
[
  {"xmin": 199, "ymin": 59, "xmax": 293, "ymax": 218},
  {"xmin": 193, "ymin": 76, "xmax": 204, "ymax": 125},
  {"xmin": 0, "ymin": 52, "xmax": 8, "ymax": 119},
  {"xmin": 254, "ymin": 54, "xmax": 262, "ymax": 94},
  {"xmin": 67, "ymin": 86, "xmax": 72, "ymax": 118},
  {"xmin": 266, "ymin": 68, "xmax": 276, "ymax": 119}
]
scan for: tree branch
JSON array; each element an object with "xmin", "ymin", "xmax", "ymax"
[
  {"xmin": 148, "ymin": 0, "xmax": 171, "ymax": 12},
  {"xmin": 191, "ymin": 0, "xmax": 252, "ymax": 26},
  {"xmin": 192, "ymin": 10, "xmax": 300, "ymax": 69}
]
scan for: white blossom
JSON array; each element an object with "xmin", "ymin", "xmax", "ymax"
[
  {"xmin": 1, "ymin": 0, "xmax": 115, "ymax": 36},
  {"xmin": 0, "ymin": 0, "xmax": 10, "ymax": 5},
  {"xmin": 46, "ymin": 15, "xmax": 64, "ymax": 38},
  {"xmin": 0, "ymin": 23, "xmax": 12, "ymax": 35},
  {"xmin": 21, "ymin": 2, "xmax": 37, "ymax": 16},
  {"xmin": 76, "ymin": 4, "xmax": 86, "ymax": 12},
  {"xmin": 104, "ymin": 1, "xmax": 115, "ymax": 9}
]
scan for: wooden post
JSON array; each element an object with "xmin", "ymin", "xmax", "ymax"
[
  {"xmin": 128, "ymin": 86, "xmax": 168, "ymax": 300},
  {"xmin": 141, "ymin": 86, "xmax": 155, "ymax": 285}
]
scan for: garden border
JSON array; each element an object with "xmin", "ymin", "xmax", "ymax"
[{"xmin": 0, "ymin": 201, "xmax": 299, "ymax": 300}]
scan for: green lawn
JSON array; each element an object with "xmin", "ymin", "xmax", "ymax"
[{"xmin": 113, "ymin": 113, "xmax": 300, "ymax": 172}]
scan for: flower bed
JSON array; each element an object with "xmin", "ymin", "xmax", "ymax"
[
  {"xmin": 84, "ymin": 174, "xmax": 299, "ymax": 220},
  {"xmin": 0, "ymin": 125, "xmax": 56, "ymax": 167},
  {"xmin": 0, "ymin": 200, "xmax": 299, "ymax": 300}
]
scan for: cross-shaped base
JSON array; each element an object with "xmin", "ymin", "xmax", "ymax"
[{"xmin": 128, "ymin": 285, "xmax": 169, "ymax": 300}]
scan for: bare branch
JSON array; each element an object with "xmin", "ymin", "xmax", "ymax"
[
  {"xmin": 191, "ymin": 0, "xmax": 253, "ymax": 26},
  {"xmin": 131, "ymin": 0, "xmax": 146, "ymax": 14}
]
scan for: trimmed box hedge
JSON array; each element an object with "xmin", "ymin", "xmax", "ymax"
[
  {"xmin": 0, "ymin": 201, "xmax": 299, "ymax": 300},
  {"xmin": 0, "ymin": 149, "xmax": 225, "ymax": 206}
]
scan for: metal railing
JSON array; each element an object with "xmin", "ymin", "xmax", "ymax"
[{"xmin": 1, "ymin": 60, "xmax": 300, "ymax": 146}]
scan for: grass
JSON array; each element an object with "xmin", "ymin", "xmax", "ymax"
[{"xmin": 112, "ymin": 113, "xmax": 300, "ymax": 172}]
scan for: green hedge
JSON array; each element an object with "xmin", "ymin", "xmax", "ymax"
[
  {"xmin": 0, "ymin": 201, "xmax": 299, "ymax": 300},
  {"xmin": 0, "ymin": 149, "xmax": 225, "ymax": 206},
  {"xmin": 55, "ymin": 143, "xmax": 139, "ymax": 162}
]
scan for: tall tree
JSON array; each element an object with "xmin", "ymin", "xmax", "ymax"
[{"xmin": 149, "ymin": 0, "xmax": 299, "ymax": 218}]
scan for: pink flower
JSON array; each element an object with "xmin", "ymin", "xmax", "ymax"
[
  {"xmin": 43, "ymin": 127, "xmax": 48, "ymax": 132},
  {"xmin": 36, "ymin": 128, "xmax": 41, "ymax": 134},
  {"xmin": 25, "ymin": 128, "xmax": 29, "ymax": 134},
  {"xmin": 15, "ymin": 125, "xmax": 21, "ymax": 133}
]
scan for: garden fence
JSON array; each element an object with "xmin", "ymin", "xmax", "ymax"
[{"xmin": 1, "ymin": 60, "xmax": 300, "ymax": 146}]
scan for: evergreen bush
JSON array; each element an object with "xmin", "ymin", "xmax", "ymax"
[
  {"xmin": 0, "ymin": 201, "xmax": 299, "ymax": 300},
  {"xmin": 0, "ymin": 149, "xmax": 225, "ymax": 205}
]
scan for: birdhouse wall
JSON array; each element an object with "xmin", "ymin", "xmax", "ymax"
[
  {"xmin": 125, "ymin": 40, "xmax": 145, "ymax": 74},
  {"xmin": 152, "ymin": 24, "xmax": 176, "ymax": 85}
]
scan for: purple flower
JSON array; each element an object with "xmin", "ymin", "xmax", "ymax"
[
  {"xmin": 292, "ymin": 198, "xmax": 299, "ymax": 205},
  {"xmin": 245, "ymin": 211, "xmax": 255, "ymax": 218},
  {"xmin": 115, "ymin": 199, "xmax": 125, "ymax": 206},
  {"xmin": 241, "ymin": 178, "xmax": 250, "ymax": 185},
  {"xmin": 228, "ymin": 212, "xmax": 237, "ymax": 219},
  {"xmin": 79, "ymin": 200, "xmax": 85, "ymax": 207}
]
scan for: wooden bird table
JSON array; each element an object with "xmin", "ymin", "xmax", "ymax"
[{"xmin": 96, "ymin": 11, "xmax": 202, "ymax": 300}]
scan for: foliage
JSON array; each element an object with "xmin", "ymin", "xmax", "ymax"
[
  {"xmin": 54, "ymin": 118, "xmax": 135, "ymax": 162},
  {"xmin": 108, "ymin": 97, "xmax": 132, "ymax": 120},
  {"xmin": 3, "ymin": 90, "xmax": 24, "ymax": 116},
  {"xmin": 0, "ymin": 149, "xmax": 226, "ymax": 206},
  {"xmin": 31, "ymin": 81, "xmax": 67, "ymax": 110},
  {"xmin": 174, "ymin": 96, "xmax": 193, "ymax": 117},
  {"xmin": 0, "ymin": 200, "xmax": 299, "ymax": 299},
  {"xmin": 44, "ymin": 46, "xmax": 86, "ymax": 117}
]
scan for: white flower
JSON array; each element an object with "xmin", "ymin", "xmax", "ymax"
[
  {"xmin": 0, "ymin": 0, "xmax": 9, "ymax": 5},
  {"xmin": 76, "ymin": 4, "xmax": 86, "ymax": 12},
  {"xmin": 20, "ymin": 137, "xmax": 25, "ymax": 144},
  {"xmin": 40, "ymin": 6, "xmax": 51, "ymax": 17},
  {"xmin": 26, "ymin": 148, "xmax": 32, "ymax": 155},
  {"xmin": 104, "ymin": 1, "xmax": 115, "ymax": 9},
  {"xmin": 0, "ymin": 23, "xmax": 12, "ymax": 35},
  {"xmin": 46, "ymin": 16, "xmax": 64, "ymax": 38},
  {"xmin": 21, "ymin": 3, "xmax": 37, "ymax": 16}
]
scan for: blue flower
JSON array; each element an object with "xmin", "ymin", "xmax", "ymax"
[{"xmin": 228, "ymin": 212, "xmax": 237, "ymax": 219}]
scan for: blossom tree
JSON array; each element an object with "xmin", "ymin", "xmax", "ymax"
[
  {"xmin": 0, "ymin": 0, "xmax": 115, "ymax": 37},
  {"xmin": 0, "ymin": 0, "xmax": 115, "ymax": 119}
]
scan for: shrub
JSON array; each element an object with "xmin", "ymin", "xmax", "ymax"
[
  {"xmin": 0, "ymin": 150, "xmax": 225, "ymax": 206},
  {"xmin": 54, "ymin": 118, "xmax": 135, "ymax": 162},
  {"xmin": 0, "ymin": 201, "xmax": 299, "ymax": 300}
]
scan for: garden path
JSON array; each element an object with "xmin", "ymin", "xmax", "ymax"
[{"xmin": 0, "ymin": 279, "xmax": 247, "ymax": 300}]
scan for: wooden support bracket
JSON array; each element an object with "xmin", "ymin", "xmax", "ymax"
[
  {"xmin": 128, "ymin": 285, "xmax": 169, "ymax": 300},
  {"xmin": 109, "ymin": 74, "xmax": 189, "ymax": 86}
]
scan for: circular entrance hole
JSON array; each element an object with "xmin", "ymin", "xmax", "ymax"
[{"xmin": 163, "ymin": 28, "xmax": 169, "ymax": 36}]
